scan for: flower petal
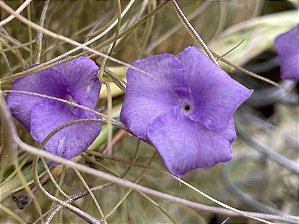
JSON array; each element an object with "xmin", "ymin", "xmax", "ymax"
[
  {"xmin": 274, "ymin": 25, "xmax": 299, "ymax": 81},
  {"xmin": 120, "ymin": 54, "xmax": 192, "ymax": 140},
  {"xmin": 55, "ymin": 57, "xmax": 101, "ymax": 108},
  {"xmin": 30, "ymin": 100, "xmax": 101, "ymax": 159},
  {"xmin": 6, "ymin": 67, "xmax": 67, "ymax": 129},
  {"xmin": 147, "ymin": 106, "xmax": 234, "ymax": 176},
  {"xmin": 178, "ymin": 46, "xmax": 252, "ymax": 131}
]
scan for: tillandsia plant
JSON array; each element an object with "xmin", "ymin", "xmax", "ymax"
[
  {"xmin": 6, "ymin": 57, "xmax": 102, "ymax": 159},
  {"xmin": 1, "ymin": 0, "xmax": 299, "ymax": 223},
  {"xmin": 274, "ymin": 24, "xmax": 299, "ymax": 81},
  {"xmin": 7, "ymin": 47, "xmax": 252, "ymax": 176},
  {"xmin": 120, "ymin": 46, "xmax": 252, "ymax": 176}
]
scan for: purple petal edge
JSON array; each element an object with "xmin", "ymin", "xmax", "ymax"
[
  {"xmin": 274, "ymin": 25, "xmax": 299, "ymax": 81},
  {"xmin": 147, "ymin": 106, "xmax": 234, "ymax": 176}
]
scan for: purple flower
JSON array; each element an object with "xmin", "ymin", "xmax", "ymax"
[
  {"xmin": 7, "ymin": 57, "xmax": 102, "ymax": 159},
  {"xmin": 120, "ymin": 46, "xmax": 252, "ymax": 176},
  {"xmin": 274, "ymin": 25, "xmax": 299, "ymax": 81}
]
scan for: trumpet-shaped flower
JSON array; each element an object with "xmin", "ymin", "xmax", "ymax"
[
  {"xmin": 274, "ymin": 25, "xmax": 299, "ymax": 81},
  {"xmin": 7, "ymin": 57, "xmax": 102, "ymax": 159},
  {"xmin": 120, "ymin": 46, "xmax": 252, "ymax": 176}
]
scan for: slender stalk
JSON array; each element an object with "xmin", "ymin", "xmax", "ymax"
[
  {"xmin": 104, "ymin": 83, "xmax": 113, "ymax": 155},
  {"xmin": 35, "ymin": 0, "xmax": 50, "ymax": 63},
  {"xmin": 26, "ymin": 2, "xmax": 33, "ymax": 64},
  {"xmin": 0, "ymin": 0, "xmax": 32, "ymax": 26},
  {"xmin": 170, "ymin": 0, "xmax": 218, "ymax": 66},
  {"xmin": 74, "ymin": 169, "xmax": 106, "ymax": 223},
  {"xmin": 100, "ymin": 151, "xmax": 158, "ymax": 221},
  {"xmin": 33, "ymin": 158, "xmax": 101, "ymax": 224},
  {"xmin": 0, "ymin": 203, "xmax": 26, "ymax": 224}
]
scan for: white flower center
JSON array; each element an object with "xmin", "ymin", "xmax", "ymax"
[{"xmin": 57, "ymin": 137, "xmax": 66, "ymax": 156}]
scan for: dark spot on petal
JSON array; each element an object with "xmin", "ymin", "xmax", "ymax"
[{"xmin": 184, "ymin": 105, "xmax": 191, "ymax": 111}]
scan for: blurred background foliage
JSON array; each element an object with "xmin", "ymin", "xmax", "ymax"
[{"xmin": 0, "ymin": 0, "xmax": 298, "ymax": 223}]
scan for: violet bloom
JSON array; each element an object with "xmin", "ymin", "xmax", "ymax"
[
  {"xmin": 274, "ymin": 25, "xmax": 299, "ymax": 81},
  {"xmin": 7, "ymin": 57, "xmax": 101, "ymax": 159},
  {"xmin": 120, "ymin": 46, "xmax": 252, "ymax": 176}
]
